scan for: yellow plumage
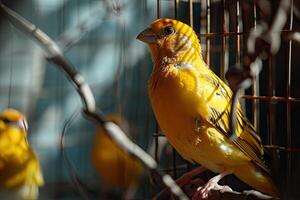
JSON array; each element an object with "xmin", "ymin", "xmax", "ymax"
[
  {"xmin": 137, "ymin": 18, "xmax": 278, "ymax": 196},
  {"xmin": 91, "ymin": 114, "xmax": 142, "ymax": 189},
  {"xmin": 0, "ymin": 109, "xmax": 44, "ymax": 200}
]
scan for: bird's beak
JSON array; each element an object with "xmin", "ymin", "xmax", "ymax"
[{"xmin": 136, "ymin": 28, "xmax": 157, "ymax": 44}]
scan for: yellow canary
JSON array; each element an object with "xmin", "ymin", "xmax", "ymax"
[
  {"xmin": 137, "ymin": 18, "xmax": 278, "ymax": 197},
  {"xmin": 91, "ymin": 114, "xmax": 143, "ymax": 189},
  {"xmin": 0, "ymin": 109, "xmax": 44, "ymax": 200}
]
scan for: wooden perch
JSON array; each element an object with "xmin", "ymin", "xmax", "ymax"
[
  {"xmin": 155, "ymin": 166, "xmax": 279, "ymax": 200},
  {"xmin": 158, "ymin": 184, "xmax": 279, "ymax": 200},
  {"xmin": 205, "ymin": 189, "xmax": 279, "ymax": 200}
]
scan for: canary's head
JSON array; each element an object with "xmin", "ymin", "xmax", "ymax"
[
  {"xmin": 0, "ymin": 108, "xmax": 28, "ymax": 133},
  {"xmin": 137, "ymin": 18, "xmax": 201, "ymax": 65}
]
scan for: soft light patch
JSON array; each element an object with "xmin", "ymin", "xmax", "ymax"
[
  {"xmin": 220, "ymin": 143, "xmax": 233, "ymax": 155},
  {"xmin": 175, "ymin": 63, "xmax": 194, "ymax": 70}
]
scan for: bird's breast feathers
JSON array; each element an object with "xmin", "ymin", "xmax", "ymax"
[
  {"xmin": 149, "ymin": 65, "xmax": 209, "ymax": 157},
  {"xmin": 148, "ymin": 64, "xmax": 250, "ymax": 170},
  {"xmin": 149, "ymin": 63, "xmax": 209, "ymax": 118}
]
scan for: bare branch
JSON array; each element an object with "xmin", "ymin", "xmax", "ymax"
[
  {"xmin": 0, "ymin": 2, "xmax": 188, "ymax": 200},
  {"xmin": 155, "ymin": 166, "xmax": 278, "ymax": 200},
  {"xmin": 207, "ymin": 188, "xmax": 278, "ymax": 200}
]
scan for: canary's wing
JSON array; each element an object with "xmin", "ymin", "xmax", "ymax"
[{"xmin": 199, "ymin": 69, "xmax": 267, "ymax": 171}]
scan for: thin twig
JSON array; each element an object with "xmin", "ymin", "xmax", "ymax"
[
  {"xmin": 0, "ymin": 2, "xmax": 188, "ymax": 200},
  {"xmin": 60, "ymin": 110, "xmax": 90, "ymax": 200},
  {"xmin": 207, "ymin": 189, "xmax": 279, "ymax": 200}
]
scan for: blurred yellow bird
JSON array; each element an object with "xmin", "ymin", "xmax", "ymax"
[
  {"xmin": 137, "ymin": 18, "xmax": 279, "ymax": 198},
  {"xmin": 0, "ymin": 109, "xmax": 44, "ymax": 200},
  {"xmin": 91, "ymin": 114, "xmax": 142, "ymax": 191}
]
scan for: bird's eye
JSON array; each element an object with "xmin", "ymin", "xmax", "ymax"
[
  {"xmin": 163, "ymin": 26, "xmax": 175, "ymax": 36},
  {"xmin": 1, "ymin": 118, "xmax": 10, "ymax": 123}
]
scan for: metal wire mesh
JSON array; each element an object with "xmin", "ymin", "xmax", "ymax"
[{"xmin": 0, "ymin": 0, "xmax": 160, "ymax": 199}]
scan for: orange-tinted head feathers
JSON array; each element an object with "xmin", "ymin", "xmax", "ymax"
[{"xmin": 137, "ymin": 18, "xmax": 201, "ymax": 64}]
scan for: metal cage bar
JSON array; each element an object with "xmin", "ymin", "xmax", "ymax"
[
  {"xmin": 268, "ymin": 56, "xmax": 276, "ymax": 145},
  {"xmin": 220, "ymin": 0, "xmax": 228, "ymax": 81},
  {"xmin": 286, "ymin": 0, "xmax": 294, "ymax": 194},
  {"xmin": 174, "ymin": 0, "xmax": 179, "ymax": 19},
  {"xmin": 235, "ymin": 0, "xmax": 241, "ymax": 65},
  {"xmin": 205, "ymin": 0, "xmax": 211, "ymax": 66},
  {"xmin": 189, "ymin": 0, "xmax": 193, "ymax": 28},
  {"xmin": 251, "ymin": 2, "xmax": 260, "ymax": 131},
  {"xmin": 157, "ymin": 0, "xmax": 161, "ymax": 19}
]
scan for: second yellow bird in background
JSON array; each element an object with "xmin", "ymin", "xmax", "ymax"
[
  {"xmin": 91, "ymin": 114, "xmax": 143, "ymax": 191},
  {"xmin": 0, "ymin": 109, "xmax": 44, "ymax": 200}
]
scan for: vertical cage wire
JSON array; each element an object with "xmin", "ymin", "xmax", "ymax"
[
  {"xmin": 287, "ymin": 0, "xmax": 293, "ymax": 150},
  {"xmin": 157, "ymin": 0, "xmax": 161, "ymax": 19},
  {"xmin": 199, "ymin": 0, "xmax": 206, "ymax": 58},
  {"xmin": 8, "ymin": 25, "xmax": 14, "ymax": 108},
  {"xmin": 172, "ymin": 0, "xmax": 180, "ymax": 179},
  {"xmin": 220, "ymin": 0, "xmax": 228, "ymax": 81},
  {"xmin": 205, "ymin": 0, "xmax": 210, "ymax": 66},
  {"xmin": 286, "ymin": 0, "xmax": 294, "ymax": 193},
  {"xmin": 236, "ymin": 0, "xmax": 245, "ymax": 110},
  {"xmin": 251, "ymin": 3, "xmax": 260, "ymax": 131},
  {"xmin": 189, "ymin": 0, "xmax": 193, "ymax": 28},
  {"xmin": 268, "ymin": 56, "xmax": 276, "ymax": 145},
  {"xmin": 174, "ymin": 0, "xmax": 179, "ymax": 19},
  {"xmin": 172, "ymin": 146, "xmax": 177, "ymax": 178},
  {"xmin": 235, "ymin": 0, "xmax": 241, "ymax": 65},
  {"xmin": 154, "ymin": 0, "xmax": 161, "ymax": 166}
]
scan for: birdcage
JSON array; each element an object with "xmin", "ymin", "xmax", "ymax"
[
  {"xmin": 150, "ymin": 0, "xmax": 300, "ymax": 200},
  {"xmin": 0, "ymin": 0, "xmax": 299, "ymax": 200}
]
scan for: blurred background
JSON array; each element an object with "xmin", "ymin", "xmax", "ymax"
[{"xmin": 0, "ymin": 0, "xmax": 300, "ymax": 199}]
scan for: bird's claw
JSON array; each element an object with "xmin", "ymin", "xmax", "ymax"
[{"xmin": 192, "ymin": 182, "xmax": 232, "ymax": 199}]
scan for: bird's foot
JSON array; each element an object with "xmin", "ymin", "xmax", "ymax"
[{"xmin": 192, "ymin": 181, "xmax": 232, "ymax": 199}]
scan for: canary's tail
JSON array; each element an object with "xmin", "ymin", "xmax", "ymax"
[{"xmin": 234, "ymin": 162, "xmax": 279, "ymax": 197}]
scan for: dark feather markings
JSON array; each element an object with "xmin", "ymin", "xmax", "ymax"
[{"xmin": 204, "ymin": 72, "xmax": 270, "ymax": 173}]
